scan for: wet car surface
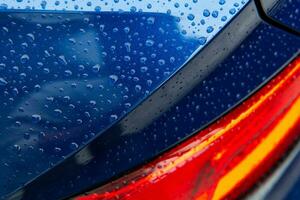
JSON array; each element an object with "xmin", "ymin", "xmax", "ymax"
[{"xmin": 0, "ymin": 0, "xmax": 300, "ymax": 200}]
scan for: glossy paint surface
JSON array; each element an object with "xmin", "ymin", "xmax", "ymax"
[
  {"xmin": 76, "ymin": 57, "xmax": 300, "ymax": 200},
  {"xmin": 0, "ymin": 0, "xmax": 248, "ymax": 40},
  {"xmin": 0, "ymin": 0, "xmax": 250, "ymax": 197},
  {"xmin": 8, "ymin": 18, "xmax": 300, "ymax": 200},
  {"xmin": 285, "ymin": 157, "xmax": 300, "ymax": 199},
  {"xmin": 268, "ymin": 0, "xmax": 300, "ymax": 31}
]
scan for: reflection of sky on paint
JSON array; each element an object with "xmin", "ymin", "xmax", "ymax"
[{"xmin": 0, "ymin": 0, "xmax": 249, "ymax": 40}]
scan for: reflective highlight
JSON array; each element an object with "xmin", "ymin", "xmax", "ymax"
[
  {"xmin": 0, "ymin": 0, "xmax": 250, "ymax": 195},
  {"xmin": 0, "ymin": 0, "xmax": 248, "ymax": 38},
  {"xmin": 75, "ymin": 56, "xmax": 300, "ymax": 200}
]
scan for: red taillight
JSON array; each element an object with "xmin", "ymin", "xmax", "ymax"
[{"xmin": 75, "ymin": 57, "xmax": 300, "ymax": 200}]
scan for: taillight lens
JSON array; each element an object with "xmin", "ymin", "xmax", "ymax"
[{"xmin": 75, "ymin": 56, "xmax": 300, "ymax": 200}]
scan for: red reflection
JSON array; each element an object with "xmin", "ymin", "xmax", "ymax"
[{"xmin": 76, "ymin": 57, "xmax": 300, "ymax": 200}]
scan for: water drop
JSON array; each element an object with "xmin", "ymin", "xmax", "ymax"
[{"xmin": 31, "ymin": 114, "xmax": 42, "ymax": 123}]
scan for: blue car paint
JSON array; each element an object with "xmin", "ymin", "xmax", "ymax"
[
  {"xmin": 0, "ymin": 0, "xmax": 251, "ymax": 197},
  {"xmin": 283, "ymin": 162, "xmax": 300, "ymax": 200},
  {"xmin": 6, "ymin": 1, "xmax": 300, "ymax": 199},
  {"xmin": 268, "ymin": 0, "xmax": 300, "ymax": 31}
]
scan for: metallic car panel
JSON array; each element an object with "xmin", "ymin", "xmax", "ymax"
[
  {"xmin": 0, "ymin": 0, "xmax": 251, "ymax": 197},
  {"xmin": 6, "ymin": 0, "xmax": 300, "ymax": 199},
  {"xmin": 261, "ymin": 0, "xmax": 300, "ymax": 32}
]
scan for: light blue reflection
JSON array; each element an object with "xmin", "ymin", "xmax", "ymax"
[{"xmin": 0, "ymin": 0, "xmax": 249, "ymax": 40}]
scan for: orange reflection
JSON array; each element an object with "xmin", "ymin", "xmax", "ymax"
[{"xmin": 76, "ymin": 57, "xmax": 300, "ymax": 200}]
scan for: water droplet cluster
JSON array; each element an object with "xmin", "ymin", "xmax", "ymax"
[
  {"xmin": 1, "ymin": 0, "xmax": 248, "ymax": 40},
  {"xmin": 0, "ymin": 0, "xmax": 249, "ymax": 196},
  {"xmin": 271, "ymin": 0, "xmax": 300, "ymax": 31}
]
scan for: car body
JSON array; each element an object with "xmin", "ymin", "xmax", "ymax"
[{"xmin": 0, "ymin": 0, "xmax": 299, "ymax": 199}]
